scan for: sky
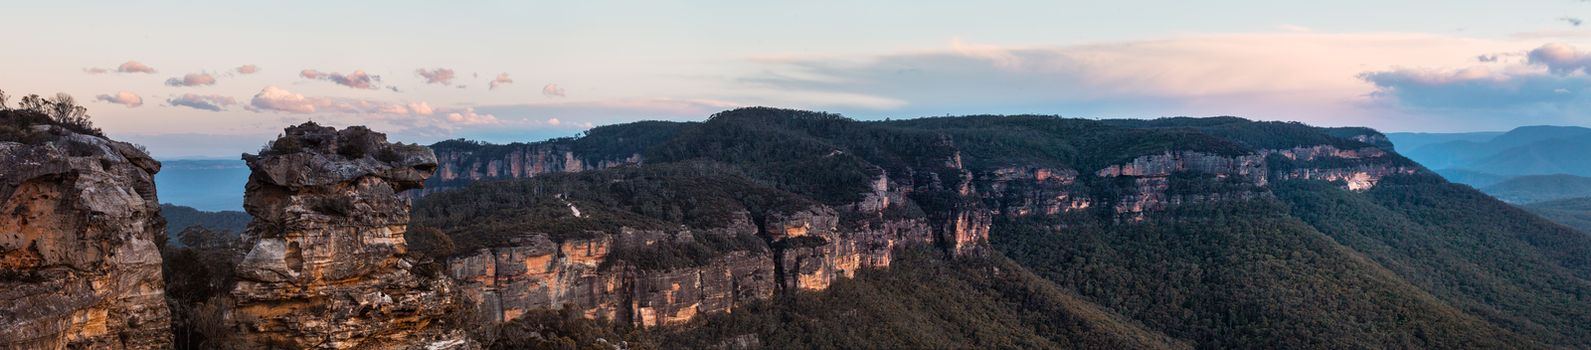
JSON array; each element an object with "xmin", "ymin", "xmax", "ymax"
[{"xmin": 6, "ymin": 0, "xmax": 1591, "ymax": 158}]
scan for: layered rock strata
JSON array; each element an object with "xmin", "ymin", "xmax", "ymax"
[
  {"xmin": 230, "ymin": 123, "xmax": 454, "ymax": 349},
  {"xmin": 0, "ymin": 125, "xmax": 170, "ymax": 349}
]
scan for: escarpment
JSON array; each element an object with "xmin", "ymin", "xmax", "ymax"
[
  {"xmin": 436, "ymin": 169, "xmax": 952, "ymax": 329},
  {"xmin": 229, "ymin": 123, "xmax": 457, "ymax": 349},
  {"xmin": 0, "ymin": 124, "xmax": 170, "ymax": 349},
  {"xmin": 419, "ymin": 111, "xmax": 1431, "ymax": 333}
]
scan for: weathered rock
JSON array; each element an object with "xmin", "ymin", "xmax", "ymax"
[
  {"xmin": 984, "ymin": 166, "xmax": 1091, "ymax": 217},
  {"xmin": 230, "ymin": 122, "xmax": 451, "ymax": 349},
  {"xmin": 0, "ymin": 125, "xmax": 170, "ymax": 349},
  {"xmin": 447, "ymin": 232, "xmax": 777, "ymax": 329},
  {"xmin": 418, "ymin": 142, "xmax": 640, "ymax": 197},
  {"xmin": 1096, "ymin": 151, "xmax": 1268, "ymax": 186}
]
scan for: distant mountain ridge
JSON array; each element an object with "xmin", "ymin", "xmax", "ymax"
[
  {"xmin": 1482, "ymin": 174, "xmax": 1591, "ymax": 204},
  {"xmin": 154, "ymin": 159, "xmax": 248, "ymax": 211},
  {"xmin": 1390, "ymin": 125, "xmax": 1591, "ymax": 179}
]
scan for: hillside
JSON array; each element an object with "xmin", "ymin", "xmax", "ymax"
[
  {"xmin": 406, "ymin": 108, "xmax": 1591, "ymax": 349},
  {"xmin": 1523, "ymin": 198, "xmax": 1591, "ymax": 234},
  {"xmin": 1481, "ymin": 174, "xmax": 1591, "ymax": 204},
  {"xmin": 159, "ymin": 204, "xmax": 249, "ymax": 244}
]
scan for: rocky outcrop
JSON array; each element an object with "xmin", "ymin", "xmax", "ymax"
[
  {"xmin": 0, "ymin": 125, "xmax": 170, "ymax": 349},
  {"xmin": 1273, "ymin": 165, "xmax": 1420, "ymax": 191},
  {"xmin": 1096, "ymin": 151, "xmax": 1268, "ymax": 186},
  {"xmin": 420, "ymin": 141, "xmax": 640, "ymax": 196},
  {"xmin": 448, "ymin": 228, "xmax": 777, "ymax": 329},
  {"xmin": 1090, "ymin": 145, "xmax": 1417, "ymax": 218},
  {"xmin": 764, "ymin": 207, "xmax": 936, "ymax": 291},
  {"xmin": 1263, "ymin": 145, "xmax": 1420, "ymax": 191},
  {"xmin": 230, "ymin": 123, "xmax": 456, "ymax": 349},
  {"xmin": 984, "ymin": 166, "xmax": 1091, "ymax": 217},
  {"xmin": 446, "ymin": 203, "xmax": 941, "ymax": 329}
]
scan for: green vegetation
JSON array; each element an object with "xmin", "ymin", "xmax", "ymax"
[
  {"xmin": 159, "ymin": 225, "xmax": 244, "ymax": 349},
  {"xmin": 994, "ymin": 196, "xmax": 1536, "ymax": 349},
  {"xmin": 1275, "ymin": 176, "xmax": 1591, "ymax": 347},
  {"xmin": 411, "ymin": 162, "xmax": 815, "ymax": 270},
  {"xmin": 412, "ymin": 107, "xmax": 1591, "ymax": 348},
  {"xmin": 654, "ymin": 250, "xmax": 1187, "ymax": 349},
  {"xmin": 160, "ymin": 204, "xmax": 250, "ymax": 245},
  {"xmin": 1523, "ymin": 197, "xmax": 1591, "ymax": 233},
  {"xmin": 1482, "ymin": 174, "xmax": 1591, "ymax": 203},
  {"xmin": 0, "ymin": 90, "xmax": 103, "ymax": 143}
]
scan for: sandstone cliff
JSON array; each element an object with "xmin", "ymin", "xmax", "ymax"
[
  {"xmin": 418, "ymin": 140, "xmax": 641, "ymax": 197},
  {"xmin": 419, "ymin": 111, "xmax": 1423, "ymax": 335},
  {"xmin": 438, "ymin": 167, "xmax": 960, "ymax": 330},
  {"xmin": 0, "ymin": 125, "xmax": 170, "ymax": 349},
  {"xmin": 230, "ymin": 123, "xmax": 457, "ymax": 349}
]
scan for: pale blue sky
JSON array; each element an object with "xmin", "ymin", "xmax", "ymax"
[{"xmin": 4, "ymin": 1, "xmax": 1591, "ymax": 157}]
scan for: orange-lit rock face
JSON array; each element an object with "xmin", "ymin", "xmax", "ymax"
[
  {"xmin": 0, "ymin": 128, "xmax": 170, "ymax": 350},
  {"xmin": 449, "ymin": 234, "xmax": 777, "ymax": 329},
  {"xmin": 230, "ymin": 123, "xmax": 454, "ymax": 349}
]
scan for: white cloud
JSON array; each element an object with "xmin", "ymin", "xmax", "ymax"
[
  {"xmin": 250, "ymin": 86, "xmax": 319, "ymax": 113},
  {"xmin": 95, "ymin": 91, "xmax": 143, "ymax": 108}
]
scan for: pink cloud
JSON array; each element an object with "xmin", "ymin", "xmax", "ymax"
[
  {"xmin": 117, "ymin": 61, "xmax": 157, "ymax": 74},
  {"xmin": 83, "ymin": 67, "xmax": 108, "ymax": 74},
  {"xmin": 301, "ymin": 69, "xmax": 380, "ymax": 89},
  {"xmin": 300, "ymin": 69, "xmax": 327, "ymax": 79},
  {"xmin": 541, "ymin": 83, "xmax": 566, "ymax": 97},
  {"xmin": 416, "ymin": 68, "xmax": 456, "ymax": 85},
  {"xmin": 1528, "ymin": 43, "xmax": 1591, "ymax": 75},
  {"xmin": 445, "ymin": 108, "xmax": 500, "ymax": 125},
  {"xmin": 236, "ymin": 64, "xmax": 260, "ymax": 74},
  {"xmin": 248, "ymin": 86, "xmax": 430, "ymax": 115},
  {"xmin": 165, "ymin": 72, "xmax": 218, "ymax": 87},
  {"xmin": 168, "ymin": 94, "xmax": 237, "ymax": 111},
  {"xmin": 489, "ymin": 73, "xmax": 513, "ymax": 90},
  {"xmin": 95, "ymin": 91, "xmax": 144, "ymax": 107}
]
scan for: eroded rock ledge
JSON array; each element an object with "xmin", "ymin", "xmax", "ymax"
[
  {"xmin": 230, "ymin": 122, "xmax": 457, "ymax": 349},
  {"xmin": 0, "ymin": 125, "xmax": 170, "ymax": 349}
]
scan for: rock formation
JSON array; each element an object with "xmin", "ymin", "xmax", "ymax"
[
  {"xmin": 229, "ymin": 123, "xmax": 456, "ymax": 349},
  {"xmin": 419, "ymin": 141, "xmax": 641, "ymax": 197},
  {"xmin": 0, "ymin": 125, "xmax": 170, "ymax": 349}
]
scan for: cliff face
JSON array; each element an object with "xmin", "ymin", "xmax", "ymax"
[
  {"xmin": 230, "ymin": 123, "xmax": 455, "ymax": 349},
  {"xmin": 445, "ymin": 203, "xmax": 940, "ymax": 329},
  {"xmin": 421, "ymin": 142, "xmax": 640, "ymax": 196},
  {"xmin": 0, "ymin": 126, "xmax": 170, "ymax": 349},
  {"xmin": 1091, "ymin": 145, "xmax": 1419, "ymax": 219},
  {"xmin": 420, "ymin": 112, "xmax": 1423, "ymax": 334}
]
